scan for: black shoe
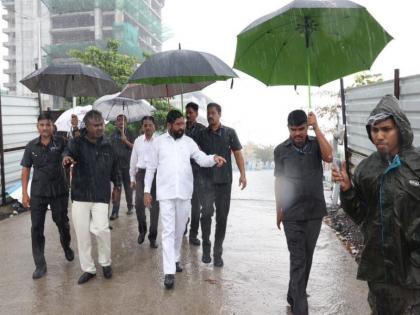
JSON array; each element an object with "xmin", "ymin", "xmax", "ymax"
[
  {"xmin": 109, "ymin": 213, "xmax": 118, "ymax": 220},
  {"xmin": 32, "ymin": 265, "xmax": 47, "ymax": 279},
  {"xmin": 149, "ymin": 240, "xmax": 158, "ymax": 249},
  {"xmin": 202, "ymin": 253, "xmax": 211, "ymax": 264},
  {"xmin": 175, "ymin": 262, "xmax": 183, "ymax": 273},
  {"xmin": 138, "ymin": 233, "xmax": 145, "ymax": 245},
  {"xmin": 103, "ymin": 266, "xmax": 112, "ymax": 279},
  {"xmin": 78, "ymin": 272, "xmax": 96, "ymax": 284},
  {"xmin": 164, "ymin": 274, "xmax": 175, "ymax": 289},
  {"xmin": 126, "ymin": 208, "xmax": 133, "ymax": 215},
  {"xmin": 64, "ymin": 247, "xmax": 74, "ymax": 262},
  {"xmin": 189, "ymin": 237, "xmax": 201, "ymax": 246},
  {"xmin": 214, "ymin": 257, "xmax": 224, "ymax": 267}
]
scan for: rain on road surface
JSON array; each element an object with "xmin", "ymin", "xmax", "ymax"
[{"xmin": 0, "ymin": 170, "xmax": 369, "ymax": 314}]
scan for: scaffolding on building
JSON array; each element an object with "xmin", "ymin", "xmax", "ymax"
[{"xmin": 40, "ymin": 0, "xmax": 165, "ymax": 62}]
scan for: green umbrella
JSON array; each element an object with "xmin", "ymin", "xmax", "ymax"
[{"xmin": 233, "ymin": 0, "xmax": 392, "ymax": 109}]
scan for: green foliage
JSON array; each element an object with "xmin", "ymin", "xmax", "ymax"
[
  {"xmin": 254, "ymin": 145, "xmax": 275, "ymax": 163},
  {"xmin": 150, "ymin": 99, "xmax": 171, "ymax": 133},
  {"xmin": 69, "ymin": 39, "xmax": 138, "ymax": 89},
  {"xmin": 352, "ymin": 72, "xmax": 383, "ymax": 87}
]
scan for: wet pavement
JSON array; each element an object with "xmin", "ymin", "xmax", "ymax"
[{"xmin": 0, "ymin": 171, "xmax": 369, "ymax": 314}]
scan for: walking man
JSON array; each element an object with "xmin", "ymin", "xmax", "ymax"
[
  {"xmin": 21, "ymin": 112, "xmax": 74, "ymax": 279},
  {"xmin": 274, "ymin": 110, "xmax": 332, "ymax": 315},
  {"xmin": 197, "ymin": 103, "xmax": 247, "ymax": 267},
  {"xmin": 185, "ymin": 102, "xmax": 206, "ymax": 246},
  {"xmin": 144, "ymin": 110, "xmax": 226, "ymax": 289},
  {"xmin": 332, "ymin": 95, "xmax": 420, "ymax": 314},
  {"xmin": 110, "ymin": 114, "xmax": 135, "ymax": 220},
  {"xmin": 130, "ymin": 116, "xmax": 159, "ymax": 248},
  {"xmin": 62, "ymin": 110, "xmax": 121, "ymax": 284}
]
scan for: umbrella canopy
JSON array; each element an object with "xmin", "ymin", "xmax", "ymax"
[
  {"xmin": 120, "ymin": 81, "xmax": 214, "ymax": 100},
  {"xmin": 55, "ymin": 105, "xmax": 92, "ymax": 132},
  {"xmin": 20, "ymin": 63, "xmax": 119, "ymax": 97},
  {"xmin": 93, "ymin": 93, "xmax": 155, "ymax": 123},
  {"xmin": 234, "ymin": 0, "xmax": 392, "ymax": 87},
  {"xmin": 129, "ymin": 49, "xmax": 238, "ymax": 85}
]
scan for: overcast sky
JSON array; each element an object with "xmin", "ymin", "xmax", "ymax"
[
  {"xmin": 2, "ymin": 1, "xmax": 420, "ymax": 145},
  {"xmin": 162, "ymin": 0, "xmax": 420, "ymax": 145}
]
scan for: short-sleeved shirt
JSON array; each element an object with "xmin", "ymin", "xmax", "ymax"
[
  {"xmin": 274, "ymin": 136, "xmax": 326, "ymax": 221},
  {"xmin": 197, "ymin": 125, "xmax": 242, "ymax": 184},
  {"xmin": 20, "ymin": 136, "xmax": 68, "ymax": 198},
  {"xmin": 111, "ymin": 128, "xmax": 136, "ymax": 169}
]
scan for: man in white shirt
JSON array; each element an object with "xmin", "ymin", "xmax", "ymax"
[
  {"xmin": 144, "ymin": 110, "xmax": 226, "ymax": 289},
  {"xmin": 130, "ymin": 116, "xmax": 159, "ymax": 248}
]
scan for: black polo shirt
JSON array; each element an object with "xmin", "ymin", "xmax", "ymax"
[
  {"xmin": 21, "ymin": 136, "xmax": 68, "ymax": 198},
  {"xmin": 274, "ymin": 136, "xmax": 327, "ymax": 221},
  {"xmin": 111, "ymin": 128, "xmax": 136, "ymax": 169},
  {"xmin": 197, "ymin": 125, "xmax": 242, "ymax": 184},
  {"xmin": 186, "ymin": 122, "xmax": 206, "ymax": 172}
]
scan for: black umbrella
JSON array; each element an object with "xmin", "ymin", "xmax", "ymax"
[
  {"xmin": 129, "ymin": 49, "xmax": 237, "ymax": 84},
  {"xmin": 20, "ymin": 63, "xmax": 119, "ymax": 98}
]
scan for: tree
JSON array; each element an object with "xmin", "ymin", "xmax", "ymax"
[
  {"xmin": 352, "ymin": 72, "xmax": 383, "ymax": 87},
  {"xmin": 254, "ymin": 145, "xmax": 275, "ymax": 163},
  {"xmin": 69, "ymin": 39, "xmax": 138, "ymax": 89},
  {"xmin": 151, "ymin": 99, "xmax": 172, "ymax": 132}
]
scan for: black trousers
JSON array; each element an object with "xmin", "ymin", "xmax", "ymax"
[
  {"xmin": 283, "ymin": 219, "xmax": 322, "ymax": 315},
  {"xmin": 368, "ymin": 282, "xmax": 420, "ymax": 315},
  {"xmin": 112, "ymin": 167, "xmax": 133, "ymax": 214},
  {"xmin": 135, "ymin": 170, "xmax": 159, "ymax": 241},
  {"xmin": 200, "ymin": 181, "xmax": 232, "ymax": 258},
  {"xmin": 30, "ymin": 195, "xmax": 71, "ymax": 267},
  {"xmin": 189, "ymin": 169, "xmax": 201, "ymax": 239}
]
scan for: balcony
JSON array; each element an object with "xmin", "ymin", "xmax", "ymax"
[
  {"xmin": 3, "ymin": 40, "xmax": 15, "ymax": 47},
  {"xmin": 3, "ymin": 67, "xmax": 16, "ymax": 75},
  {"xmin": 3, "ymin": 55, "xmax": 16, "ymax": 61}
]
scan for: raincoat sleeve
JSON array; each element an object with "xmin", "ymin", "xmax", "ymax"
[
  {"xmin": 111, "ymin": 147, "xmax": 122, "ymax": 189},
  {"xmin": 339, "ymin": 165, "xmax": 368, "ymax": 225},
  {"xmin": 144, "ymin": 140, "xmax": 158, "ymax": 194},
  {"xmin": 62, "ymin": 138, "xmax": 78, "ymax": 161}
]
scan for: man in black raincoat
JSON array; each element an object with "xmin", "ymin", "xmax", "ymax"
[{"xmin": 332, "ymin": 95, "xmax": 420, "ymax": 314}]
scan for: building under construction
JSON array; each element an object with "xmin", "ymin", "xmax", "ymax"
[{"xmin": 2, "ymin": 0, "xmax": 166, "ymax": 95}]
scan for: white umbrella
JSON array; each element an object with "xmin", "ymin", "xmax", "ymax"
[
  {"xmin": 55, "ymin": 105, "xmax": 92, "ymax": 132},
  {"xmin": 93, "ymin": 93, "xmax": 155, "ymax": 123}
]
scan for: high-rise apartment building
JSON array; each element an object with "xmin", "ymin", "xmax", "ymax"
[{"xmin": 2, "ymin": 0, "xmax": 166, "ymax": 96}]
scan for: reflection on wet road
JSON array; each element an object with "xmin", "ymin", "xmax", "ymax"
[{"xmin": 0, "ymin": 170, "xmax": 369, "ymax": 314}]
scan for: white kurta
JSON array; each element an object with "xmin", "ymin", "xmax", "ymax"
[{"xmin": 144, "ymin": 132, "xmax": 216, "ymax": 274}]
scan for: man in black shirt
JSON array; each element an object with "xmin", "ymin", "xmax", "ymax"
[
  {"xmin": 185, "ymin": 102, "xmax": 206, "ymax": 246},
  {"xmin": 110, "ymin": 114, "xmax": 135, "ymax": 220},
  {"xmin": 197, "ymin": 103, "xmax": 247, "ymax": 267},
  {"xmin": 274, "ymin": 110, "xmax": 332, "ymax": 315},
  {"xmin": 63, "ymin": 110, "xmax": 121, "ymax": 284},
  {"xmin": 21, "ymin": 113, "xmax": 74, "ymax": 280}
]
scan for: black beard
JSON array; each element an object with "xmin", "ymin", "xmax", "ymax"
[{"xmin": 170, "ymin": 129, "xmax": 184, "ymax": 139}]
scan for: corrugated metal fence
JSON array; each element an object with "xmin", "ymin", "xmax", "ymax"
[
  {"xmin": 345, "ymin": 74, "xmax": 420, "ymax": 169},
  {"xmin": 0, "ymin": 95, "xmax": 39, "ymax": 201}
]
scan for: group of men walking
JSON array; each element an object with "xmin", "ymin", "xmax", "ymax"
[
  {"xmin": 20, "ymin": 94, "xmax": 420, "ymax": 313},
  {"xmin": 21, "ymin": 101, "xmax": 246, "ymax": 289}
]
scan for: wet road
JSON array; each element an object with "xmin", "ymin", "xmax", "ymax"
[{"xmin": 0, "ymin": 170, "xmax": 369, "ymax": 314}]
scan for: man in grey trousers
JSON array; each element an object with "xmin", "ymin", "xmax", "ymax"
[{"xmin": 274, "ymin": 110, "xmax": 332, "ymax": 315}]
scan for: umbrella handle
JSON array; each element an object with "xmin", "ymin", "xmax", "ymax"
[{"xmin": 307, "ymin": 53, "xmax": 312, "ymax": 111}]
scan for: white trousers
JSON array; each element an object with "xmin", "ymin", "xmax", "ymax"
[
  {"xmin": 159, "ymin": 199, "xmax": 190, "ymax": 275},
  {"xmin": 71, "ymin": 201, "xmax": 111, "ymax": 273}
]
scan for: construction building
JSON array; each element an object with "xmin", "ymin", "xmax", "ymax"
[{"xmin": 2, "ymin": 0, "xmax": 166, "ymax": 97}]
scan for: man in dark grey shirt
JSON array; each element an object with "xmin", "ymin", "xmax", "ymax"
[
  {"xmin": 185, "ymin": 102, "xmax": 206, "ymax": 246},
  {"xmin": 274, "ymin": 110, "xmax": 332, "ymax": 315},
  {"xmin": 197, "ymin": 103, "xmax": 247, "ymax": 267},
  {"xmin": 21, "ymin": 113, "xmax": 74, "ymax": 280},
  {"xmin": 110, "ymin": 114, "xmax": 135, "ymax": 220}
]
